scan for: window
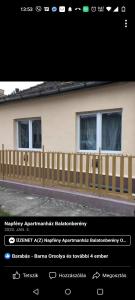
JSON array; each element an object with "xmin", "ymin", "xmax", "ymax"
[
  {"xmin": 102, "ymin": 112, "xmax": 121, "ymax": 151},
  {"xmin": 79, "ymin": 111, "xmax": 122, "ymax": 152},
  {"xmin": 80, "ymin": 115, "xmax": 96, "ymax": 150},
  {"xmin": 17, "ymin": 119, "xmax": 41, "ymax": 149},
  {"xmin": 18, "ymin": 120, "xmax": 29, "ymax": 148},
  {"xmin": 32, "ymin": 120, "xmax": 42, "ymax": 149}
]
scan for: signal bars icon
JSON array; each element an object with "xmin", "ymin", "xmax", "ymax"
[
  {"xmin": 113, "ymin": 7, "xmax": 119, "ymax": 12},
  {"xmin": 106, "ymin": 7, "xmax": 122, "ymax": 13}
]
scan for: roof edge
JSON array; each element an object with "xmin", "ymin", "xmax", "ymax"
[{"xmin": 0, "ymin": 81, "xmax": 116, "ymax": 104}]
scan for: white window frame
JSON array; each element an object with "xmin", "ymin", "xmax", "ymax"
[
  {"xmin": 77, "ymin": 110, "xmax": 122, "ymax": 154},
  {"xmin": 16, "ymin": 118, "xmax": 42, "ymax": 151}
]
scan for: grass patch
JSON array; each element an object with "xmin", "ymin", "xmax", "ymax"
[{"xmin": 0, "ymin": 208, "xmax": 10, "ymax": 216}]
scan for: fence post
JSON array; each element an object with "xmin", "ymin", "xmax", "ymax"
[
  {"xmin": 98, "ymin": 148, "xmax": 101, "ymax": 191},
  {"xmin": 67, "ymin": 153, "xmax": 71, "ymax": 186},
  {"xmin": 112, "ymin": 156, "xmax": 116, "ymax": 192},
  {"xmin": 128, "ymin": 156, "xmax": 132, "ymax": 198},
  {"xmin": 73, "ymin": 153, "xmax": 76, "ymax": 186},
  {"xmin": 62, "ymin": 153, "xmax": 65, "ymax": 185},
  {"xmin": 2, "ymin": 144, "xmax": 4, "ymax": 180},
  {"xmin": 42, "ymin": 145, "xmax": 45, "ymax": 186},
  {"xmin": 79, "ymin": 154, "xmax": 83, "ymax": 189},
  {"xmin": 92, "ymin": 155, "xmax": 96, "ymax": 191},
  {"xmin": 120, "ymin": 155, "xmax": 124, "ymax": 194},
  {"xmin": 52, "ymin": 152, "xmax": 54, "ymax": 184},
  {"xmin": 85, "ymin": 154, "xmax": 89, "ymax": 189},
  {"xmin": 57, "ymin": 152, "xmax": 60, "ymax": 183},
  {"xmin": 105, "ymin": 155, "xmax": 109, "ymax": 191}
]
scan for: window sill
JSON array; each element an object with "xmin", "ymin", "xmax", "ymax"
[
  {"xmin": 16, "ymin": 148, "xmax": 42, "ymax": 152},
  {"xmin": 78, "ymin": 150, "xmax": 122, "ymax": 155}
]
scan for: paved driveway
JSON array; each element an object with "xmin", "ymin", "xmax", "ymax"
[{"xmin": 0, "ymin": 183, "xmax": 135, "ymax": 216}]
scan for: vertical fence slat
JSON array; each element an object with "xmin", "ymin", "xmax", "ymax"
[
  {"xmin": 67, "ymin": 153, "xmax": 71, "ymax": 186},
  {"xmin": 42, "ymin": 151, "xmax": 45, "ymax": 186},
  {"xmin": 20, "ymin": 151, "xmax": 23, "ymax": 179},
  {"xmin": 47, "ymin": 152, "xmax": 50, "ymax": 182},
  {"xmin": 0, "ymin": 151, "xmax": 1, "ymax": 178},
  {"xmin": 100, "ymin": 155, "xmax": 103, "ymax": 188},
  {"xmin": 38, "ymin": 152, "xmax": 41, "ymax": 182},
  {"xmin": 24, "ymin": 152, "xmax": 27, "ymax": 180},
  {"xmin": 105, "ymin": 155, "xmax": 109, "ymax": 191},
  {"xmin": 73, "ymin": 153, "xmax": 76, "ymax": 186},
  {"xmin": 92, "ymin": 155, "xmax": 96, "ymax": 190},
  {"xmin": 34, "ymin": 152, "xmax": 36, "ymax": 181},
  {"xmin": 5, "ymin": 149, "xmax": 8, "ymax": 178},
  {"xmin": 98, "ymin": 154, "xmax": 101, "ymax": 190},
  {"xmin": 17, "ymin": 151, "xmax": 19, "ymax": 178},
  {"xmin": 9, "ymin": 150, "xmax": 11, "ymax": 178},
  {"xmin": 128, "ymin": 156, "xmax": 132, "ymax": 196},
  {"xmin": 112, "ymin": 156, "xmax": 116, "ymax": 192},
  {"xmin": 79, "ymin": 154, "xmax": 83, "ymax": 188},
  {"xmin": 0, "ymin": 150, "xmax": 2, "ymax": 178},
  {"xmin": 62, "ymin": 153, "xmax": 65, "ymax": 184},
  {"xmin": 52, "ymin": 152, "xmax": 54, "ymax": 183},
  {"xmin": 29, "ymin": 151, "xmax": 32, "ymax": 181},
  {"xmin": 57, "ymin": 153, "xmax": 60, "ymax": 183},
  {"xmin": 0, "ymin": 150, "xmax": 1, "ymax": 176},
  {"xmin": 13, "ymin": 150, "xmax": 15, "ymax": 178},
  {"xmin": 120, "ymin": 156, "xmax": 124, "ymax": 194},
  {"xmin": 85, "ymin": 154, "xmax": 89, "ymax": 189},
  {"xmin": 89, "ymin": 155, "xmax": 92, "ymax": 188},
  {"xmin": 2, "ymin": 144, "xmax": 4, "ymax": 180}
]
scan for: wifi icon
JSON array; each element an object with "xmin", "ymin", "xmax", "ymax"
[{"xmin": 106, "ymin": 7, "xmax": 112, "ymax": 11}]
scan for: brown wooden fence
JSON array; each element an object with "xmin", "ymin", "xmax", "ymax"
[{"xmin": 0, "ymin": 146, "xmax": 135, "ymax": 200}]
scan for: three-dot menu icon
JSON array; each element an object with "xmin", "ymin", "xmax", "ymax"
[{"xmin": 125, "ymin": 19, "xmax": 128, "ymax": 28}]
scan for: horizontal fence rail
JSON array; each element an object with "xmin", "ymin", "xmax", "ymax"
[{"xmin": 0, "ymin": 146, "xmax": 135, "ymax": 200}]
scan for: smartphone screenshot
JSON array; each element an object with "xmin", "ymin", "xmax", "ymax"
[
  {"xmin": 3, "ymin": 0, "xmax": 129, "ymax": 32},
  {"xmin": 1, "ymin": 0, "xmax": 133, "ymax": 79},
  {"xmin": 0, "ymin": 81, "xmax": 135, "ymax": 299}
]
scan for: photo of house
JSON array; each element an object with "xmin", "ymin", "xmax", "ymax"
[
  {"xmin": 0, "ymin": 81, "xmax": 135, "ymax": 216},
  {"xmin": 0, "ymin": 81, "xmax": 134, "ymax": 155}
]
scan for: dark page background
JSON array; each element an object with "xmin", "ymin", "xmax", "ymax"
[{"xmin": 0, "ymin": 0, "xmax": 133, "ymax": 79}]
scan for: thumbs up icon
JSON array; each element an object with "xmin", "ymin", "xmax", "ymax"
[{"xmin": 12, "ymin": 271, "xmax": 21, "ymax": 280}]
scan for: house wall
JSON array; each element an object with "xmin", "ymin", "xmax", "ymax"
[{"xmin": 0, "ymin": 82, "xmax": 135, "ymax": 178}]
